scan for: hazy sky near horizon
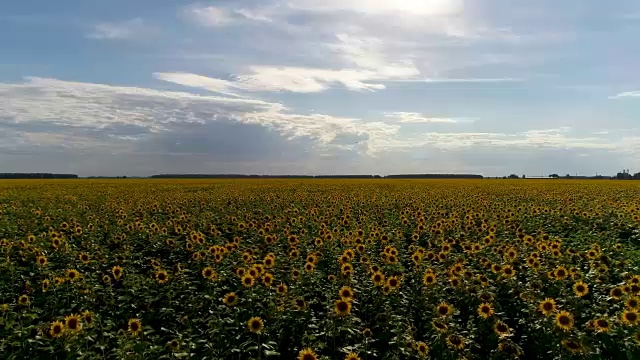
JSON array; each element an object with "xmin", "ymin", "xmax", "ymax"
[{"xmin": 1, "ymin": 0, "xmax": 640, "ymax": 176}]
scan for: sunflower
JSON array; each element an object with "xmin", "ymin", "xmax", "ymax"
[
  {"xmin": 335, "ymin": 299, "xmax": 352, "ymax": 317},
  {"xmin": 593, "ymin": 318, "xmax": 611, "ymax": 333},
  {"xmin": 128, "ymin": 318, "xmax": 142, "ymax": 336},
  {"xmin": 573, "ymin": 281, "xmax": 589, "ymax": 297},
  {"xmin": 387, "ymin": 276, "xmax": 400, "ymax": 290},
  {"xmin": 538, "ymin": 298, "xmax": 556, "ymax": 316},
  {"xmin": 554, "ymin": 266, "xmax": 569, "ymax": 280},
  {"xmin": 112, "ymin": 266, "xmax": 123, "ymax": 280},
  {"xmin": 555, "ymin": 311, "xmax": 574, "ymax": 331},
  {"xmin": 446, "ymin": 334, "xmax": 465, "ymax": 350},
  {"xmin": 502, "ymin": 265, "xmax": 516, "ymax": 278},
  {"xmin": 168, "ymin": 339, "xmax": 180, "ymax": 351},
  {"xmin": 432, "ymin": 319, "xmax": 448, "ymax": 333},
  {"xmin": 345, "ymin": 352, "xmax": 361, "ymax": 360},
  {"xmin": 561, "ymin": 339, "xmax": 583, "ymax": 353},
  {"xmin": 339, "ymin": 286, "xmax": 355, "ymax": 300},
  {"xmin": 247, "ymin": 317, "xmax": 264, "ymax": 333},
  {"xmin": 102, "ymin": 275, "xmax": 111, "ymax": 284},
  {"xmin": 621, "ymin": 310, "xmax": 640, "ymax": 326},
  {"xmin": 423, "ymin": 272, "xmax": 437, "ymax": 286},
  {"xmin": 276, "ymin": 283, "xmax": 288, "ymax": 294},
  {"xmin": 478, "ymin": 303, "xmax": 494, "ymax": 319},
  {"xmin": 54, "ymin": 277, "xmax": 65, "ymax": 286},
  {"xmin": 262, "ymin": 273, "xmax": 274, "ymax": 287},
  {"xmin": 50, "ymin": 320, "xmax": 64, "ymax": 338},
  {"xmin": 223, "ymin": 292, "xmax": 238, "ymax": 306},
  {"xmin": 18, "ymin": 294, "xmax": 29, "ymax": 306},
  {"xmin": 294, "ymin": 298, "xmax": 307, "ymax": 311},
  {"xmin": 610, "ymin": 287, "xmax": 624, "ymax": 300},
  {"xmin": 42, "ymin": 279, "xmax": 50, "ymax": 292},
  {"xmin": 241, "ymin": 274, "xmax": 255, "ymax": 287},
  {"xmin": 66, "ymin": 269, "xmax": 80, "ymax": 282},
  {"xmin": 65, "ymin": 314, "xmax": 82, "ymax": 333},
  {"xmin": 415, "ymin": 341, "xmax": 429, "ymax": 357},
  {"xmin": 79, "ymin": 253, "xmax": 90, "ymax": 265},
  {"xmin": 298, "ymin": 348, "xmax": 318, "ymax": 360},
  {"xmin": 304, "ymin": 262, "xmax": 315, "ymax": 272},
  {"xmin": 82, "ymin": 310, "xmax": 93, "ymax": 325},
  {"xmin": 202, "ymin": 267, "xmax": 217, "ymax": 281},
  {"xmin": 371, "ymin": 272, "xmax": 385, "ymax": 286},
  {"xmin": 36, "ymin": 255, "xmax": 47, "ymax": 266},
  {"xmin": 436, "ymin": 302, "xmax": 453, "ymax": 317},
  {"xmin": 627, "ymin": 297, "xmax": 640, "ymax": 310},
  {"xmin": 155, "ymin": 270, "xmax": 169, "ymax": 284},
  {"xmin": 494, "ymin": 321, "xmax": 511, "ymax": 337}
]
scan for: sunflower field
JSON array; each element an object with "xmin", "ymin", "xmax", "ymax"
[{"xmin": 1, "ymin": 179, "xmax": 640, "ymax": 360}]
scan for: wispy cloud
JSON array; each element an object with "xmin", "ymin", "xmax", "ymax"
[
  {"xmin": 610, "ymin": 90, "xmax": 640, "ymax": 99},
  {"xmin": 384, "ymin": 112, "xmax": 476, "ymax": 124},
  {"xmin": 87, "ymin": 18, "xmax": 153, "ymax": 40}
]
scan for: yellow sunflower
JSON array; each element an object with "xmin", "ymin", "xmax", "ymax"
[
  {"xmin": 298, "ymin": 348, "xmax": 318, "ymax": 360},
  {"xmin": 593, "ymin": 318, "xmax": 611, "ymax": 333},
  {"xmin": 573, "ymin": 281, "xmax": 589, "ymax": 297},
  {"xmin": 247, "ymin": 317, "xmax": 264, "ymax": 333},
  {"xmin": 538, "ymin": 298, "xmax": 556, "ymax": 316},
  {"xmin": 128, "ymin": 318, "xmax": 142, "ymax": 336},
  {"xmin": 555, "ymin": 311, "xmax": 574, "ymax": 331},
  {"xmin": 478, "ymin": 303, "xmax": 494, "ymax": 319},
  {"xmin": 446, "ymin": 334, "xmax": 465, "ymax": 350},
  {"xmin": 621, "ymin": 310, "xmax": 640, "ymax": 326},
  {"xmin": 415, "ymin": 341, "xmax": 429, "ymax": 357},
  {"xmin": 241, "ymin": 274, "xmax": 255, "ymax": 287},
  {"xmin": 371, "ymin": 272, "xmax": 385, "ymax": 286},
  {"xmin": 66, "ymin": 269, "xmax": 80, "ymax": 282},
  {"xmin": 334, "ymin": 299, "xmax": 352, "ymax": 317},
  {"xmin": 339, "ymin": 286, "xmax": 355, "ymax": 300},
  {"xmin": 345, "ymin": 352, "xmax": 361, "ymax": 360},
  {"xmin": 155, "ymin": 269, "xmax": 169, "ymax": 284},
  {"xmin": 436, "ymin": 302, "xmax": 453, "ymax": 317},
  {"xmin": 65, "ymin": 314, "xmax": 82, "ymax": 333},
  {"xmin": 18, "ymin": 294, "xmax": 29, "ymax": 306},
  {"xmin": 494, "ymin": 321, "xmax": 511, "ymax": 337},
  {"xmin": 50, "ymin": 320, "xmax": 65, "ymax": 338},
  {"xmin": 223, "ymin": 292, "xmax": 238, "ymax": 306},
  {"xmin": 112, "ymin": 266, "xmax": 123, "ymax": 280}
]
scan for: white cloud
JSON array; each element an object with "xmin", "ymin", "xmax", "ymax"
[
  {"xmin": 384, "ymin": 112, "xmax": 475, "ymax": 124},
  {"xmin": 290, "ymin": 0, "xmax": 464, "ymax": 17},
  {"xmin": 152, "ymin": 72, "xmax": 243, "ymax": 97},
  {"xmin": 185, "ymin": 6, "xmax": 235, "ymax": 27},
  {"xmin": 610, "ymin": 90, "xmax": 640, "ymax": 99},
  {"xmin": 87, "ymin": 18, "xmax": 151, "ymax": 40}
]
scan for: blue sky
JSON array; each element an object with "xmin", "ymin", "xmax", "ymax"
[{"xmin": 1, "ymin": 0, "xmax": 640, "ymax": 176}]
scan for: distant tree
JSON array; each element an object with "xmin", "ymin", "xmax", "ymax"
[
  {"xmin": 634, "ymin": 172, "xmax": 640, "ymax": 180},
  {"xmin": 565, "ymin": 174, "xmax": 571, "ymax": 178},
  {"xmin": 522, "ymin": 174, "xmax": 526, "ymax": 179},
  {"xmin": 617, "ymin": 170, "xmax": 632, "ymax": 180},
  {"xmin": 508, "ymin": 174, "xmax": 519, "ymax": 179},
  {"xmin": 548, "ymin": 174, "xmax": 559, "ymax": 179}
]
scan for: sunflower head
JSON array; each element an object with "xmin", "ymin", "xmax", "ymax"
[
  {"xmin": 415, "ymin": 341, "xmax": 429, "ymax": 357},
  {"xmin": 622, "ymin": 310, "xmax": 639, "ymax": 326},
  {"xmin": 494, "ymin": 321, "xmax": 511, "ymax": 337},
  {"xmin": 593, "ymin": 318, "xmax": 611, "ymax": 333},
  {"xmin": 339, "ymin": 286, "xmax": 354, "ymax": 300},
  {"xmin": 446, "ymin": 334, "xmax": 465, "ymax": 350},
  {"xmin": 561, "ymin": 339, "xmax": 583, "ymax": 353},
  {"xmin": 436, "ymin": 303, "xmax": 453, "ymax": 317},
  {"xmin": 18, "ymin": 294, "xmax": 29, "ymax": 306},
  {"xmin": 66, "ymin": 269, "xmax": 80, "ymax": 282},
  {"xmin": 241, "ymin": 274, "xmax": 255, "ymax": 287},
  {"xmin": 334, "ymin": 299, "xmax": 352, "ymax": 317},
  {"xmin": 65, "ymin": 314, "xmax": 82, "ymax": 333},
  {"xmin": 50, "ymin": 320, "xmax": 65, "ymax": 337},
  {"xmin": 223, "ymin": 292, "xmax": 238, "ymax": 306},
  {"xmin": 155, "ymin": 270, "xmax": 169, "ymax": 284},
  {"xmin": 555, "ymin": 311, "xmax": 574, "ymax": 331},
  {"xmin": 538, "ymin": 298, "xmax": 556, "ymax": 316},
  {"xmin": 298, "ymin": 348, "xmax": 318, "ymax": 360},
  {"xmin": 112, "ymin": 266, "xmax": 123, "ymax": 280},
  {"xmin": 345, "ymin": 352, "xmax": 361, "ymax": 360},
  {"xmin": 573, "ymin": 281, "xmax": 589, "ymax": 297},
  {"xmin": 478, "ymin": 303, "xmax": 494, "ymax": 319},
  {"xmin": 82, "ymin": 310, "xmax": 93, "ymax": 324},
  {"xmin": 247, "ymin": 316, "xmax": 264, "ymax": 333},
  {"xmin": 128, "ymin": 318, "xmax": 142, "ymax": 336}
]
